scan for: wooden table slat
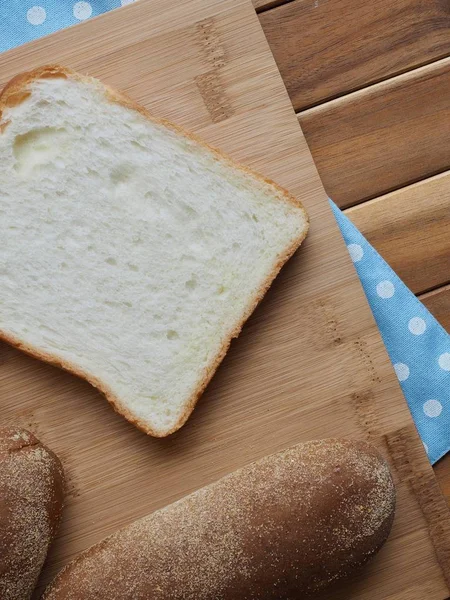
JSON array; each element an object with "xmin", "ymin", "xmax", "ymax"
[
  {"xmin": 299, "ymin": 58, "xmax": 450, "ymax": 207},
  {"xmin": 259, "ymin": 0, "xmax": 450, "ymax": 110},
  {"xmin": 421, "ymin": 284, "xmax": 450, "ymax": 334},
  {"xmin": 346, "ymin": 172, "xmax": 450, "ymax": 294}
]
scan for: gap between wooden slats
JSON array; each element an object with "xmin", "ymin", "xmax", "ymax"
[{"xmin": 253, "ymin": 0, "xmax": 295, "ymax": 12}]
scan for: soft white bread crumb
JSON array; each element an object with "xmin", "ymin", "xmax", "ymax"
[{"xmin": 0, "ymin": 68, "xmax": 308, "ymax": 436}]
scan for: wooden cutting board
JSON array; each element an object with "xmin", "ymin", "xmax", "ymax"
[{"xmin": 0, "ymin": 0, "xmax": 449, "ymax": 597}]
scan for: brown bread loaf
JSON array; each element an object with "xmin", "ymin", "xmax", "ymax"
[
  {"xmin": 43, "ymin": 438, "xmax": 395, "ymax": 599},
  {"xmin": 0, "ymin": 427, "xmax": 65, "ymax": 600}
]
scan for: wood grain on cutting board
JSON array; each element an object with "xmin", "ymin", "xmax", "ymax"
[{"xmin": 0, "ymin": 0, "xmax": 449, "ymax": 597}]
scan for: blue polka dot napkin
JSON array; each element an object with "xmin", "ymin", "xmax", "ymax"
[
  {"xmin": 1, "ymin": 3, "xmax": 449, "ymax": 464},
  {"xmin": 0, "ymin": 1, "xmax": 135, "ymax": 53},
  {"xmin": 331, "ymin": 201, "xmax": 450, "ymax": 465}
]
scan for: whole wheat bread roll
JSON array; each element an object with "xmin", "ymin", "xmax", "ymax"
[
  {"xmin": 0, "ymin": 427, "xmax": 64, "ymax": 600},
  {"xmin": 44, "ymin": 439, "xmax": 395, "ymax": 599}
]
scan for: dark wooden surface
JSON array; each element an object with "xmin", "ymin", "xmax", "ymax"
[
  {"xmin": 257, "ymin": 0, "xmax": 450, "ymax": 504},
  {"xmin": 299, "ymin": 60, "xmax": 450, "ymax": 207},
  {"xmin": 346, "ymin": 174, "xmax": 450, "ymax": 294},
  {"xmin": 422, "ymin": 286, "xmax": 450, "ymax": 333},
  {"xmin": 259, "ymin": 0, "xmax": 450, "ymax": 109}
]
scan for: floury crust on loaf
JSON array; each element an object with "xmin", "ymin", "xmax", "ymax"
[
  {"xmin": 42, "ymin": 439, "xmax": 395, "ymax": 600},
  {"xmin": 0, "ymin": 66, "xmax": 309, "ymax": 436}
]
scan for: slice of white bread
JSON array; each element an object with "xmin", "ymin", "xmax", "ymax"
[{"xmin": 0, "ymin": 66, "xmax": 309, "ymax": 436}]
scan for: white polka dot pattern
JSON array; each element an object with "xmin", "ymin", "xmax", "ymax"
[
  {"xmin": 376, "ymin": 280, "xmax": 395, "ymax": 299},
  {"xmin": 394, "ymin": 363, "xmax": 409, "ymax": 382},
  {"xmin": 73, "ymin": 1, "xmax": 93, "ymax": 20},
  {"xmin": 347, "ymin": 243, "xmax": 363, "ymax": 263},
  {"xmin": 423, "ymin": 400, "xmax": 443, "ymax": 418},
  {"xmin": 408, "ymin": 317, "xmax": 426, "ymax": 336},
  {"xmin": 438, "ymin": 353, "xmax": 450, "ymax": 371},
  {"xmin": 27, "ymin": 6, "xmax": 46, "ymax": 25}
]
